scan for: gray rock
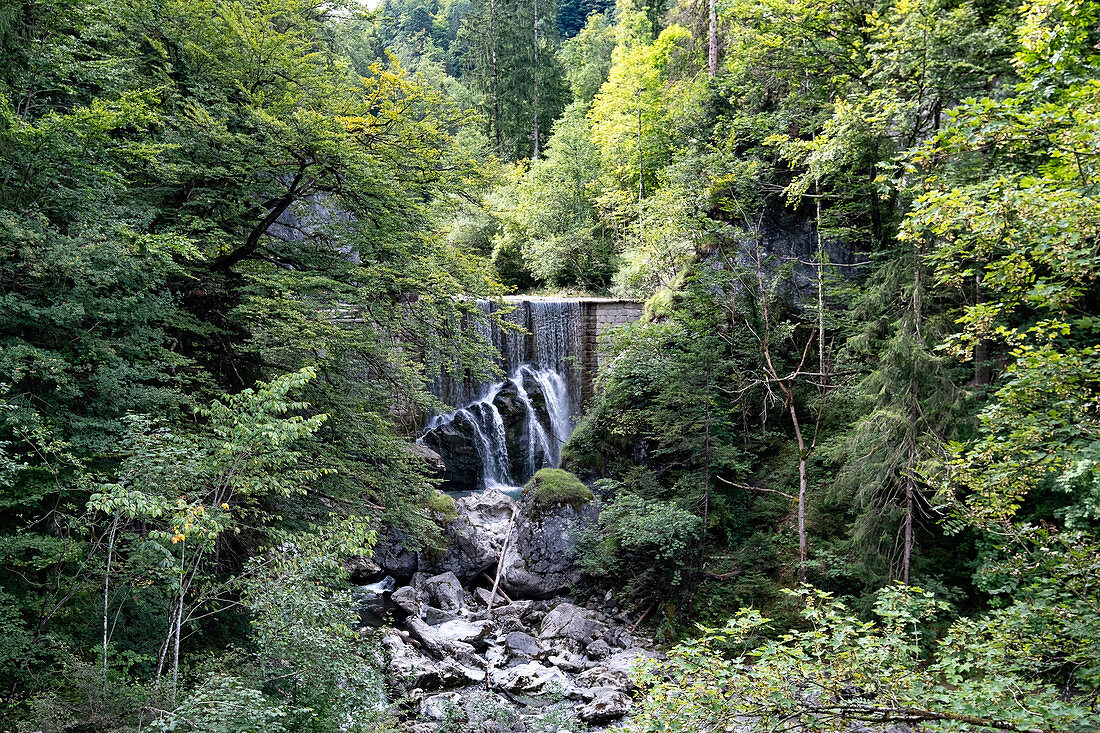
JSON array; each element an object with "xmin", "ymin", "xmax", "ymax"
[
  {"xmin": 538, "ymin": 602, "xmax": 606, "ymax": 642},
  {"xmin": 420, "ymin": 691, "xmax": 464, "ymax": 721},
  {"xmin": 547, "ymin": 652, "xmax": 588, "ymax": 673},
  {"xmin": 577, "ymin": 687, "xmax": 632, "ymax": 723},
  {"xmin": 586, "ymin": 638, "xmax": 611, "ymax": 660},
  {"xmin": 379, "ymin": 629, "xmax": 465, "ymax": 692},
  {"xmin": 424, "ymin": 605, "xmax": 459, "ymax": 625},
  {"xmin": 391, "ymin": 585, "xmax": 424, "ymax": 617},
  {"xmin": 423, "ymin": 571, "xmax": 465, "ymax": 611},
  {"xmin": 406, "ymin": 616, "xmax": 482, "ymax": 669},
  {"xmin": 504, "ymin": 631, "xmax": 548, "ymax": 660},
  {"xmin": 500, "ymin": 498, "xmax": 597, "ymax": 599},
  {"xmin": 434, "ymin": 619, "xmax": 493, "ymax": 649},
  {"xmin": 406, "ymin": 443, "xmax": 446, "ymax": 477},
  {"xmin": 603, "ymin": 627, "xmax": 634, "ymax": 649},
  {"xmin": 420, "ymin": 489, "xmax": 518, "ymax": 583},
  {"xmin": 576, "ymin": 649, "xmax": 651, "ymax": 692},
  {"xmin": 373, "ymin": 527, "xmax": 419, "ymax": 580},
  {"xmin": 489, "ymin": 661, "xmax": 571, "ymax": 694}
]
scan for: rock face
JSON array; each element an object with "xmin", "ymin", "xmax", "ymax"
[
  {"xmin": 373, "ymin": 577, "xmax": 659, "ymax": 731},
  {"xmin": 501, "ymin": 492, "xmax": 597, "ymax": 599},
  {"xmin": 374, "ymin": 476, "xmax": 594, "ymax": 598},
  {"xmin": 418, "ymin": 489, "xmax": 518, "ymax": 584}
]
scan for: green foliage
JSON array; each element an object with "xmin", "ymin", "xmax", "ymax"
[
  {"xmin": 525, "ymin": 468, "xmax": 594, "ymax": 508},
  {"xmin": 576, "ymin": 486, "xmax": 701, "ymax": 599},
  {"xmin": 631, "ymin": 582, "xmax": 1100, "ymax": 733}
]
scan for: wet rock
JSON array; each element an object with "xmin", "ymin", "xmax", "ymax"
[
  {"xmin": 423, "ymin": 572, "xmax": 465, "ymax": 611},
  {"xmin": 577, "ymin": 687, "xmax": 632, "ymax": 723},
  {"xmin": 504, "ymin": 631, "xmax": 548, "ymax": 660},
  {"xmin": 538, "ymin": 603, "xmax": 606, "ymax": 643}
]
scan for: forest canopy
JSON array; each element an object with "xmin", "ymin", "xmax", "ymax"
[{"xmin": 1, "ymin": 0, "xmax": 1098, "ymax": 730}]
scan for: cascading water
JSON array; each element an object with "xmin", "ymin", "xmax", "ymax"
[{"xmin": 419, "ymin": 300, "xmax": 582, "ymax": 492}]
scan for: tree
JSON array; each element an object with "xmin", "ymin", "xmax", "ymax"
[{"xmin": 460, "ymin": 0, "xmax": 568, "ymax": 159}]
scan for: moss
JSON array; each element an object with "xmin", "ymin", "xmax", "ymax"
[
  {"xmin": 524, "ymin": 468, "xmax": 593, "ymax": 509},
  {"xmin": 425, "ymin": 490, "xmax": 458, "ymax": 520}
]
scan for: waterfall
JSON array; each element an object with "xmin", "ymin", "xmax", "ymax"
[{"xmin": 420, "ymin": 300, "xmax": 582, "ymax": 492}]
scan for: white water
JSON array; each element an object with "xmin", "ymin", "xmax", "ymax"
[{"xmin": 421, "ymin": 300, "xmax": 582, "ymax": 491}]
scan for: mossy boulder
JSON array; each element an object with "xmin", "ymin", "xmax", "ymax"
[
  {"xmin": 524, "ymin": 468, "xmax": 593, "ymax": 509},
  {"xmin": 425, "ymin": 490, "xmax": 458, "ymax": 520}
]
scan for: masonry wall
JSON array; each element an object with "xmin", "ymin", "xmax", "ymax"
[{"xmin": 578, "ymin": 299, "xmax": 645, "ymax": 405}]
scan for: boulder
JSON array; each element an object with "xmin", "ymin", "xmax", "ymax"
[
  {"xmin": 577, "ymin": 687, "xmax": 632, "ymax": 723},
  {"xmin": 489, "ymin": 661, "xmax": 571, "ymax": 694},
  {"xmin": 423, "ymin": 572, "xmax": 464, "ymax": 612},
  {"xmin": 390, "ymin": 585, "xmax": 424, "ymax": 617},
  {"xmin": 603, "ymin": 627, "xmax": 634, "ymax": 649},
  {"xmin": 420, "ymin": 489, "xmax": 518, "ymax": 583},
  {"xmin": 419, "ymin": 691, "xmax": 464, "ymax": 721},
  {"xmin": 406, "ymin": 616, "xmax": 482, "ymax": 669},
  {"xmin": 504, "ymin": 631, "xmax": 549, "ymax": 660},
  {"xmin": 424, "ymin": 605, "xmax": 459, "ymax": 625},
  {"xmin": 434, "ymin": 619, "xmax": 493, "ymax": 649},
  {"xmin": 500, "ymin": 496, "xmax": 596, "ymax": 599},
  {"xmin": 380, "ymin": 629, "xmax": 467, "ymax": 692},
  {"xmin": 373, "ymin": 527, "xmax": 419, "ymax": 580},
  {"xmin": 576, "ymin": 649, "xmax": 651, "ymax": 692},
  {"xmin": 586, "ymin": 638, "xmax": 611, "ymax": 660},
  {"xmin": 406, "ymin": 442, "xmax": 446, "ymax": 477},
  {"xmin": 538, "ymin": 602, "xmax": 606, "ymax": 643}
]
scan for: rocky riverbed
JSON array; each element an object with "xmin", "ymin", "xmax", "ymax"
[{"xmin": 359, "ymin": 486, "xmax": 662, "ymax": 732}]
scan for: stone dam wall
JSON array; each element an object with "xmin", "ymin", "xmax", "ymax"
[{"xmin": 498, "ymin": 297, "xmax": 645, "ymax": 405}]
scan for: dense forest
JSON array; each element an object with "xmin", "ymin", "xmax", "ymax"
[{"xmin": 0, "ymin": 0, "xmax": 1098, "ymax": 731}]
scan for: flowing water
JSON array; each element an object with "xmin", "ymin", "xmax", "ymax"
[{"xmin": 419, "ymin": 300, "xmax": 582, "ymax": 492}]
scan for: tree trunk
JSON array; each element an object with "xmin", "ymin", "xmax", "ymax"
[
  {"xmin": 102, "ymin": 517, "xmax": 118, "ymax": 694},
  {"xmin": 708, "ymin": 0, "xmax": 718, "ymax": 77},
  {"xmin": 789, "ymin": 395, "xmax": 809, "ymax": 582},
  {"xmin": 491, "ymin": 0, "xmax": 500, "ymax": 153},
  {"xmin": 532, "ymin": 0, "xmax": 540, "ymax": 159},
  {"xmin": 903, "ymin": 253, "xmax": 925, "ymax": 585},
  {"xmin": 699, "ymin": 372, "xmax": 712, "ymax": 570},
  {"xmin": 172, "ymin": 542, "xmax": 185, "ymax": 704},
  {"xmin": 637, "ymin": 100, "xmax": 644, "ymax": 251}
]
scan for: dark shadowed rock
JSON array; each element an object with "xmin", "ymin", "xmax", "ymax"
[
  {"xmin": 504, "ymin": 631, "xmax": 549, "ymax": 660},
  {"xmin": 373, "ymin": 527, "xmax": 419, "ymax": 580}
]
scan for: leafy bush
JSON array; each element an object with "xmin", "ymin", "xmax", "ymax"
[{"xmin": 576, "ymin": 491, "xmax": 701, "ymax": 596}]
